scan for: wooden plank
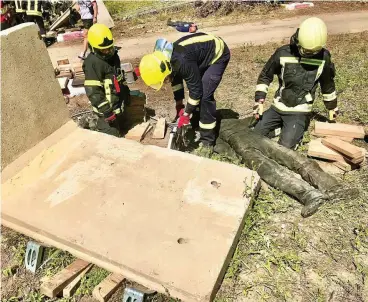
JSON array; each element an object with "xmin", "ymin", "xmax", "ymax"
[
  {"xmin": 333, "ymin": 159, "xmax": 358, "ymax": 172},
  {"xmin": 63, "ymin": 264, "xmax": 93, "ymax": 298},
  {"xmin": 321, "ymin": 137, "xmax": 363, "ymax": 159},
  {"xmin": 311, "ymin": 131, "xmax": 354, "ymax": 142},
  {"xmin": 57, "ymin": 58, "xmax": 70, "ymax": 66},
  {"xmin": 58, "ymin": 77, "xmax": 69, "ymax": 89},
  {"xmin": 308, "ymin": 139, "xmax": 344, "ymax": 161},
  {"xmin": 125, "ymin": 122, "xmax": 150, "ymax": 141},
  {"xmin": 40, "ymin": 259, "xmax": 90, "ymax": 298},
  {"xmin": 314, "ymin": 121, "xmax": 365, "ymax": 139},
  {"xmin": 152, "ymin": 118, "xmax": 166, "ymax": 139},
  {"xmin": 92, "ymin": 273, "xmax": 125, "ymax": 302}
]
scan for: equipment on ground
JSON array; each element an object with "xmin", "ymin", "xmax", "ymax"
[{"xmin": 167, "ymin": 18, "xmax": 198, "ymax": 33}]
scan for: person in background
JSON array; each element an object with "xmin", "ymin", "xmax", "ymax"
[
  {"xmin": 13, "ymin": 0, "xmax": 25, "ymax": 25},
  {"xmin": 25, "ymin": 0, "xmax": 46, "ymax": 36},
  {"xmin": 76, "ymin": 0, "xmax": 98, "ymax": 60}
]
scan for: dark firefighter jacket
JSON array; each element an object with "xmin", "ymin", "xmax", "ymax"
[
  {"xmin": 255, "ymin": 34, "xmax": 337, "ymax": 114},
  {"xmin": 170, "ymin": 32, "xmax": 226, "ymax": 106},
  {"xmin": 25, "ymin": 0, "xmax": 46, "ymax": 16},
  {"xmin": 14, "ymin": 0, "xmax": 26, "ymax": 13},
  {"xmin": 83, "ymin": 51, "xmax": 130, "ymax": 118}
]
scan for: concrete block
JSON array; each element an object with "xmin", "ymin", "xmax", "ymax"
[
  {"xmin": 1, "ymin": 23, "xmax": 70, "ymax": 169},
  {"xmin": 2, "ymin": 124, "xmax": 260, "ymax": 302}
]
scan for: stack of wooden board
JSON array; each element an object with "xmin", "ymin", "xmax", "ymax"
[
  {"xmin": 72, "ymin": 63, "xmax": 85, "ymax": 87},
  {"xmin": 55, "ymin": 58, "xmax": 73, "ymax": 79},
  {"xmin": 308, "ymin": 122, "xmax": 366, "ymax": 171}
]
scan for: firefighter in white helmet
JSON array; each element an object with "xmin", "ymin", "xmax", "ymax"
[{"xmin": 253, "ymin": 17, "xmax": 338, "ymax": 149}]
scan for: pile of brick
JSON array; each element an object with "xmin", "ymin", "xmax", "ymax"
[{"xmin": 308, "ymin": 121, "xmax": 366, "ymax": 171}]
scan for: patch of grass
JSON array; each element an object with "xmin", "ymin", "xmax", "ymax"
[
  {"xmin": 40, "ymin": 248, "xmax": 75, "ymax": 277},
  {"xmin": 75, "ymin": 266, "xmax": 110, "ymax": 296}
]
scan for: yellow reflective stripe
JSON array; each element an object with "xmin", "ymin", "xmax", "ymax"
[
  {"xmin": 178, "ymin": 34, "xmax": 224, "ymax": 65},
  {"xmin": 97, "ymin": 101, "xmax": 109, "ymax": 108},
  {"xmin": 104, "ymin": 79, "xmax": 112, "ymax": 106},
  {"xmin": 113, "ymin": 108, "xmax": 121, "ymax": 114},
  {"xmin": 210, "ymin": 37, "xmax": 224, "ymax": 64},
  {"xmin": 323, "ymin": 91, "xmax": 337, "ymax": 101},
  {"xmin": 84, "ymin": 80, "xmax": 102, "ymax": 87},
  {"xmin": 92, "ymin": 107, "xmax": 100, "ymax": 113},
  {"xmin": 305, "ymin": 93, "xmax": 313, "ymax": 103},
  {"xmin": 172, "ymin": 84, "xmax": 184, "ymax": 92},
  {"xmin": 280, "ymin": 57, "xmax": 325, "ymax": 67},
  {"xmin": 273, "ymin": 98, "xmax": 312, "ymax": 113},
  {"xmin": 26, "ymin": 11, "xmax": 42, "ymax": 16},
  {"xmin": 187, "ymin": 97, "xmax": 200, "ymax": 106},
  {"xmin": 256, "ymin": 84, "xmax": 269, "ymax": 93},
  {"xmin": 199, "ymin": 121, "xmax": 216, "ymax": 130},
  {"xmin": 16, "ymin": 9, "xmax": 25, "ymax": 12}
]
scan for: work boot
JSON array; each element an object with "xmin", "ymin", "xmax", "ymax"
[{"xmin": 300, "ymin": 191, "xmax": 327, "ymax": 218}]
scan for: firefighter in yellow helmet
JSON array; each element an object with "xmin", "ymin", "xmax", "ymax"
[
  {"xmin": 253, "ymin": 17, "xmax": 338, "ymax": 149},
  {"xmin": 83, "ymin": 24, "xmax": 130, "ymax": 137},
  {"xmin": 139, "ymin": 33, "xmax": 231, "ymax": 150}
]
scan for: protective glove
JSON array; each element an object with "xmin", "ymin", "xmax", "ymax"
[
  {"xmin": 328, "ymin": 107, "xmax": 339, "ymax": 122},
  {"xmin": 104, "ymin": 112, "xmax": 116, "ymax": 123},
  {"xmin": 177, "ymin": 109, "xmax": 190, "ymax": 128},
  {"xmin": 253, "ymin": 99, "xmax": 265, "ymax": 120},
  {"xmin": 175, "ymin": 101, "xmax": 185, "ymax": 119}
]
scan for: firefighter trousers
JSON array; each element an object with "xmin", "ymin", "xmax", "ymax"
[
  {"xmin": 193, "ymin": 46, "xmax": 230, "ymax": 146},
  {"xmin": 254, "ymin": 106, "xmax": 311, "ymax": 149}
]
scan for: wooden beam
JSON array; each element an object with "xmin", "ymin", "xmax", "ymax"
[
  {"xmin": 333, "ymin": 159, "xmax": 359, "ymax": 172},
  {"xmin": 314, "ymin": 121, "xmax": 365, "ymax": 139},
  {"xmin": 63, "ymin": 264, "xmax": 93, "ymax": 298},
  {"xmin": 125, "ymin": 122, "xmax": 150, "ymax": 142},
  {"xmin": 40, "ymin": 259, "xmax": 90, "ymax": 298},
  {"xmin": 92, "ymin": 273, "xmax": 125, "ymax": 302},
  {"xmin": 321, "ymin": 137, "xmax": 364, "ymax": 159},
  {"xmin": 308, "ymin": 139, "xmax": 344, "ymax": 161},
  {"xmin": 152, "ymin": 118, "xmax": 166, "ymax": 139}
]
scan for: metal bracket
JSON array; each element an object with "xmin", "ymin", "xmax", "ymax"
[
  {"xmin": 25, "ymin": 241, "xmax": 44, "ymax": 273},
  {"xmin": 122, "ymin": 287, "xmax": 145, "ymax": 302}
]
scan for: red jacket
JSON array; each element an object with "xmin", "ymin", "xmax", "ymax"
[{"xmin": 0, "ymin": 0, "xmax": 10, "ymax": 24}]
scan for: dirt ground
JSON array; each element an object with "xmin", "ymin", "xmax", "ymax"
[
  {"xmin": 1, "ymin": 3, "xmax": 368, "ymax": 301},
  {"xmin": 110, "ymin": 2, "xmax": 368, "ymax": 39}
]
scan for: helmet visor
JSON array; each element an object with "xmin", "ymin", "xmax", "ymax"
[{"xmin": 154, "ymin": 38, "xmax": 173, "ymax": 60}]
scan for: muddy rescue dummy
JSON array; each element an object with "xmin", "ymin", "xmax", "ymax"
[
  {"xmin": 139, "ymin": 33, "xmax": 231, "ymax": 152},
  {"xmin": 83, "ymin": 24, "xmax": 130, "ymax": 137},
  {"xmin": 253, "ymin": 17, "xmax": 338, "ymax": 149}
]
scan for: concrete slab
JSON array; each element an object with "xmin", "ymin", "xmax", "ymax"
[
  {"xmin": 1, "ymin": 23, "xmax": 70, "ymax": 169},
  {"xmin": 2, "ymin": 123, "xmax": 260, "ymax": 302}
]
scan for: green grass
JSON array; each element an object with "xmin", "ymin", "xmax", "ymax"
[{"xmin": 105, "ymin": 1, "xmax": 169, "ymax": 18}]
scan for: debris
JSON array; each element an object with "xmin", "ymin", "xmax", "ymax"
[
  {"xmin": 333, "ymin": 158, "xmax": 359, "ymax": 172},
  {"xmin": 321, "ymin": 137, "xmax": 364, "ymax": 160},
  {"xmin": 57, "ymin": 31, "xmax": 84, "ymax": 43},
  {"xmin": 25, "ymin": 241, "xmax": 45, "ymax": 273},
  {"xmin": 63, "ymin": 264, "xmax": 93, "ymax": 298},
  {"xmin": 125, "ymin": 122, "xmax": 150, "ymax": 141},
  {"xmin": 314, "ymin": 121, "xmax": 365, "ymax": 139},
  {"xmin": 92, "ymin": 273, "xmax": 125, "ymax": 302},
  {"xmin": 152, "ymin": 118, "xmax": 166, "ymax": 139},
  {"xmin": 311, "ymin": 131, "xmax": 354, "ymax": 142},
  {"xmin": 40, "ymin": 259, "xmax": 90, "ymax": 298},
  {"xmin": 308, "ymin": 139, "xmax": 344, "ymax": 161},
  {"xmin": 284, "ymin": 2, "xmax": 314, "ymax": 10}
]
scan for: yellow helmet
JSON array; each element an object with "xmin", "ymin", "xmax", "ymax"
[
  {"xmin": 139, "ymin": 51, "xmax": 172, "ymax": 91},
  {"xmin": 298, "ymin": 17, "xmax": 327, "ymax": 56},
  {"xmin": 88, "ymin": 24, "xmax": 114, "ymax": 50}
]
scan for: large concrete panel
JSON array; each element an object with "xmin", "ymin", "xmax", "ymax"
[
  {"xmin": 2, "ymin": 123, "xmax": 260, "ymax": 301},
  {"xmin": 1, "ymin": 23, "xmax": 70, "ymax": 169}
]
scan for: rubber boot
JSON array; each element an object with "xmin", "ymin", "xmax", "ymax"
[{"xmin": 300, "ymin": 190, "xmax": 327, "ymax": 218}]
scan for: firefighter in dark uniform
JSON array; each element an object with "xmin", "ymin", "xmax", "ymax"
[
  {"xmin": 25, "ymin": 0, "xmax": 46, "ymax": 36},
  {"xmin": 14, "ymin": 0, "xmax": 26, "ymax": 25},
  {"xmin": 83, "ymin": 24, "xmax": 130, "ymax": 137},
  {"xmin": 139, "ymin": 33, "xmax": 231, "ymax": 150},
  {"xmin": 253, "ymin": 17, "xmax": 338, "ymax": 150}
]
